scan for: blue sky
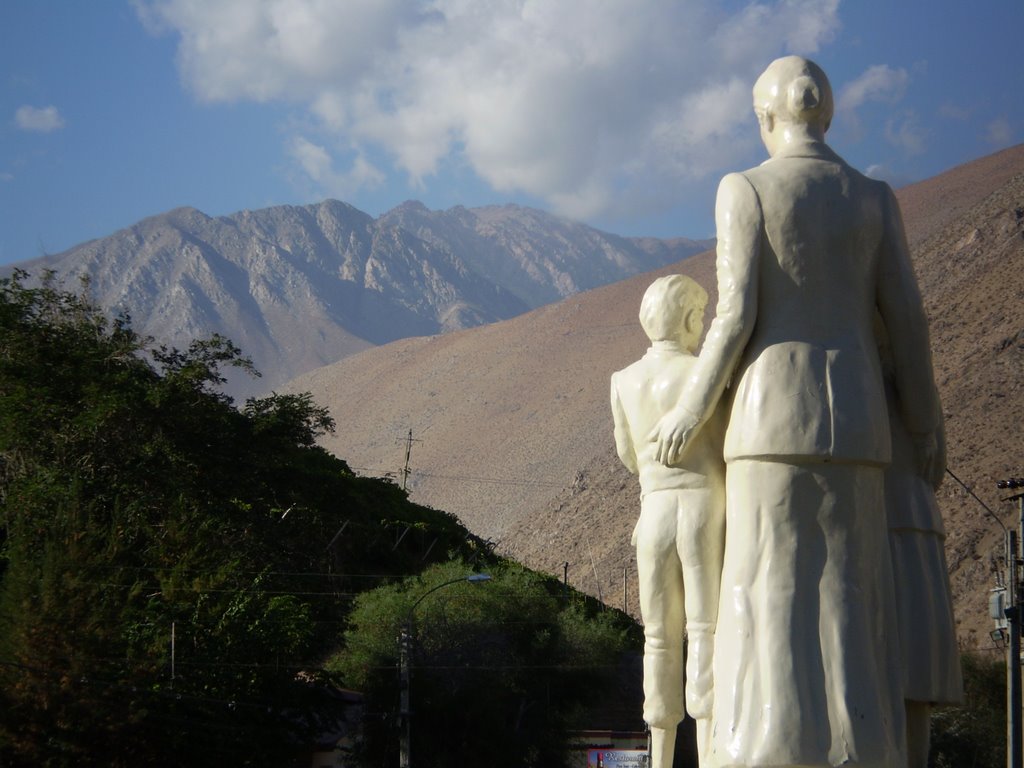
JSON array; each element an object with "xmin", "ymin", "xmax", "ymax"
[{"xmin": 1, "ymin": 0, "xmax": 1021, "ymax": 265}]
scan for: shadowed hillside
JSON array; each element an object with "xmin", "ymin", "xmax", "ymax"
[{"xmin": 287, "ymin": 144, "xmax": 1024, "ymax": 644}]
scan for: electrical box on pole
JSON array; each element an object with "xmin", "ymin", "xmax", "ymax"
[{"xmin": 998, "ymin": 477, "xmax": 1024, "ymax": 768}]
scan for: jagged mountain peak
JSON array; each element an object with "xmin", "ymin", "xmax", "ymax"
[
  {"xmin": 5, "ymin": 198, "xmax": 707, "ymax": 398},
  {"xmin": 389, "ymin": 199, "xmax": 431, "ymax": 214}
]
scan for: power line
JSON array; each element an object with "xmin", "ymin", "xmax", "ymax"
[
  {"xmin": 343, "ymin": 429, "xmax": 570, "ymax": 491},
  {"xmin": 416, "ymin": 469, "xmax": 564, "ymax": 488},
  {"xmin": 348, "ymin": 465, "xmax": 564, "ymax": 489}
]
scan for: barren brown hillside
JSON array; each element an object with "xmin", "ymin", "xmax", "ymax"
[{"xmin": 287, "ymin": 144, "xmax": 1024, "ymax": 645}]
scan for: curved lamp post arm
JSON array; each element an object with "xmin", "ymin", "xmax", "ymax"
[
  {"xmin": 399, "ymin": 572, "xmax": 491, "ymax": 768},
  {"xmin": 407, "ymin": 573, "xmax": 492, "ymax": 624}
]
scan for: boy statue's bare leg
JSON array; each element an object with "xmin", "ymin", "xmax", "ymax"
[
  {"xmin": 650, "ymin": 726, "xmax": 675, "ymax": 768},
  {"xmin": 685, "ymin": 625, "xmax": 715, "ymax": 718},
  {"xmin": 680, "ymin": 494, "xmax": 724, "ymax": 720},
  {"xmin": 695, "ymin": 716, "xmax": 713, "ymax": 767}
]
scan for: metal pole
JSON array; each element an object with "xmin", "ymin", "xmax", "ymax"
[
  {"xmin": 399, "ymin": 623, "xmax": 412, "ymax": 768},
  {"xmin": 1008, "ymin": 529, "xmax": 1022, "ymax": 768},
  {"xmin": 998, "ymin": 478, "xmax": 1024, "ymax": 768},
  {"xmin": 170, "ymin": 621, "xmax": 176, "ymax": 687},
  {"xmin": 1014, "ymin": 491, "xmax": 1024, "ymax": 768},
  {"xmin": 398, "ymin": 574, "xmax": 490, "ymax": 768}
]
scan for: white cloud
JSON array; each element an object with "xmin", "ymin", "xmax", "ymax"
[
  {"xmin": 138, "ymin": 0, "xmax": 841, "ymax": 219},
  {"xmin": 864, "ymin": 163, "xmax": 914, "ymax": 189},
  {"xmin": 884, "ymin": 111, "xmax": 926, "ymax": 155},
  {"xmin": 835, "ymin": 64, "xmax": 909, "ymax": 144},
  {"xmin": 838, "ymin": 65, "xmax": 909, "ymax": 113},
  {"xmin": 939, "ymin": 102, "xmax": 970, "ymax": 121},
  {"xmin": 14, "ymin": 105, "xmax": 65, "ymax": 133},
  {"xmin": 986, "ymin": 117, "xmax": 1013, "ymax": 148},
  {"xmin": 0, "ymin": 172, "xmax": 13, "ymax": 182},
  {"xmin": 714, "ymin": 0, "xmax": 839, "ymax": 61},
  {"xmin": 288, "ymin": 136, "xmax": 333, "ymax": 182},
  {"xmin": 287, "ymin": 136, "xmax": 385, "ymax": 199}
]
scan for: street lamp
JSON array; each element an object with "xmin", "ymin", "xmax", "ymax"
[
  {"xmin": 947, "ymin": 469, "xmax": 1024, "ymax": 768},
  {"xmin": 399, "ymin": 573, "xmax": 492, "ymax": 768},
  {"xmin": 998, "ymin": 478, "xmax": 1024, "ymax": 768}
]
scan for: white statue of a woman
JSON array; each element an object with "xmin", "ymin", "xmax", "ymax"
[{"xmin": 651, "ymin": 56, "xmax": 943, "ymax": 767}]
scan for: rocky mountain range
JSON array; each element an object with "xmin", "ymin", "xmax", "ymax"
[
  {"xmin": 6, "ymin": 201, "xmax": 708, "ymax": 397},
  {"xmin": 285, "ymin": 144, "xmax": 1024, "ymax": 646}
]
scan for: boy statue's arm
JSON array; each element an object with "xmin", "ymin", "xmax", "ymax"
[{"xmin": 610, "ymin": 375, "xmax": 639, "ymax": 475}]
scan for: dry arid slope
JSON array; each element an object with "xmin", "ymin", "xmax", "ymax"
[{"xmin": 288, "ymin": 144, "xmax": 1024, "ymax": 644}]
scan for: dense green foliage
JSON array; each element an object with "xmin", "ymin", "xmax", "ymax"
[
  {"xmin": 6, "ymin": 270, "xmax": 1007, "ymax": 768},
  {"xmin": 930, "ymin": 652, "xmax": 1007, "ymax": 768},
  {"xmin": 328, "ymin": 559, "xmax": 641, "ymax": 768},
  {"xmin": 0, "ymin": 272, "xmax": 485, "ymax": 766}
]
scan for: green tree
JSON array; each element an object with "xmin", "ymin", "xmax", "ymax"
[
  {"xmin": 0, "ymin": 271, "xmax": 483, "ymax": 766},
  {"xmin": 930, "ymin": 651, "xmax": 1006, "ymax": 768},
  {"xmin": 328, "ymin": 559, "xmax": 641, "ymax": 768}
]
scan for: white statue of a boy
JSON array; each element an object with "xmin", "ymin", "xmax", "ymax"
[{"xmin": 611, "ymin": 274, "xmax": 726, "ymax": 768}]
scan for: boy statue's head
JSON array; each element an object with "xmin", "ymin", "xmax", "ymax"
[{"xmin": 638, "ymin": 274, "xmax": 708, "ymax": 353}]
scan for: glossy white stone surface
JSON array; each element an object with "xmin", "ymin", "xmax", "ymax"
[
  {"xmin": 612, "ymin": 275, "xmax": 726, "ymax": 768},
  {"xmin": 636, "ymin": 57, "xmax": 949, "ymax": 768}
]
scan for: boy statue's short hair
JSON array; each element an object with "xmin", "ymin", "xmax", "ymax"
[{"xmin": 638, "ymin": 274, "xmax": 708, "ymax": 342}]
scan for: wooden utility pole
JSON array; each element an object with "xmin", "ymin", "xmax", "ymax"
[{"xmin": 398, "ymin": 429, "xmax": 421, "ymax": 491}]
